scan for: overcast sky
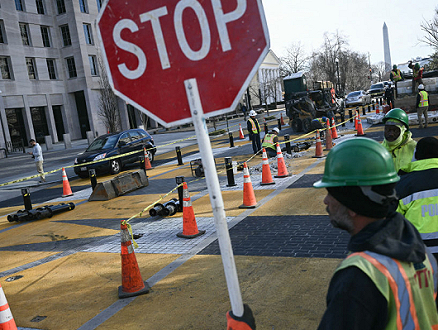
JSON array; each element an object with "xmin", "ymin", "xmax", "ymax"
[{"xmin": 262, "ymin": 0, "xmax": 437, "ymax": 66}]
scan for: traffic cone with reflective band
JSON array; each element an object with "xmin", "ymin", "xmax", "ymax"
[
  {"xmin": 354, "ymin": 111, "xmax": 358, "ymax": 130},
  {"xmin": 281, "ymin": 113, "xmax": 285, "ymax": 126},
  {"xmin": 239, "ymin": 162, "xmax": 257, "ymax": 208},
  {"xmin": 177, "ymin": 182, "xmax": 206, "ymax": 238},
  {"xmin": 260, "ymin": 148, "xmax": 275, "ymax": 186},
  {"xmin": 324, "ymin": 125, "xmax": 333, "ymax": 151},
  {"xmin": 376, "ymin": 103, "xmax": 380, "ymax": 114},
  {"xmin": 143, "ymin": 147, "xmax": 153, "ymax": 170},
  {"xmin": 356, "ymin": 114, "xmax": 365, "ymax": 136},
  {"xmin": 0, "ymin": 282, "xmax": 17, "ymax": 330},
  {"xmin": 331, "ymin": 117, "xmax": 338, "ymax": 139},
  {"xmin": 118, "ymin": 221, "xmax": 150, "ymax": 299},
  {"xmin": 239, "ymin": 124, "xmax": 245, "ymax": 139},
  {"xmin": 274, "ymin": 143, "xmax": 290, "ymax": 178},
  {"xmin": 313, "ymin": 130, "xmax": 324, "ymax": 158},
  {"xmin": 61, "ymin": 167, "xmax": 73, "ymax": 198}
]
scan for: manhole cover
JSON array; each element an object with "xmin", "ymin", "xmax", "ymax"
[
  {"xmin": 5, "ymin": 275, "xmax": 23, "ymax": 282},
  {"xmin": 31, "ymin": 316, "xmax": 47, "ymax": 322}
]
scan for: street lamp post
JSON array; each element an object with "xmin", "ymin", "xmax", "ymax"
[{"xmin": 335, "ymin": 58, "xmax": 340, "ymax": 96}]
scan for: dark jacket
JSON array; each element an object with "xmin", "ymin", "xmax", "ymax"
[{"xmin": 318, "ymin": 212, "xmax": 427, "ymax": 330}]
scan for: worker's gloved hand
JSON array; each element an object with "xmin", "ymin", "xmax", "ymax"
[{"xmin": 226, "ymin": 304, "xmax": 256, "ymax": 330}]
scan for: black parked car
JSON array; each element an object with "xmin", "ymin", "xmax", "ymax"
[
  {"xmin": 74, "ymin": 128, "xmax": 156, "ymax": 178},
  {"xmin": 368, "ymin": 82, "xmax": 386, "ymax": 98}
]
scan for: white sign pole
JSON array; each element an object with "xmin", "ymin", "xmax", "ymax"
[{"xmin": 184, "ymin": 78, "xmax": 244, "ymax": 317}]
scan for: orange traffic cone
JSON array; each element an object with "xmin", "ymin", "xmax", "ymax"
[
  {"xmin": 261, "ymin": 148, "xmax": 275, "ymax": 186},
  {"xmin": 239, "ymin": 162, "xmax": 257, "ymax": 208},
  {"xmin": 274, "ymin": 143, "xmax": 290, "ymax": 178},
  {"xmin": 0, "ymin": 281, "xmax": 17, "ymax": 330},
  {"xmin": 61, "ymin": 167, "xmax": 73, "ymax": 197},
  {"xmin": 356, "ymin": 115, "xmax": 365, "ymax": 136},
  {"xmin": 376, "ymin": 103, "xmax": 380, "ymax": 114},
  {"xmin": 177, "ymin": 182, "xmax": 206, "ymax": 238},
  {"xmin": 324, "ymin": 125, "xmax": 333, "ymax": 151},
  {"xmin": 313, "ymin": 130, "xmax": 324, "ymax": 158},
  {"xmin": 331, "ymin": 117, "xmax": 338, "ymax": 139},
  {"xmin": 143, "ymin": 147, "xmax": 153, "ymax": 170},
  {"xmin": 281, "ymin": 113, "xmax": 285, "ymax": 126},
  {"xmin": 239, "ymin": 124, "xmax": 245, "ymax": 139},
  {"xmin": 354, "ymin": 111, "xmax": 358, "ymax": 130},
  {"xmin": 118, "ymin": 221, "xmax": 150, "ymax": 298}
]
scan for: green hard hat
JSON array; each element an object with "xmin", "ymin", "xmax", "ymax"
[
  {"xmin": 313, "ymin": 138, "xmax": 399, "ymax": 188},
  {"xmin": 393, "ymin": 64, "xmax": 397, "ymax": 70},
  {"xmin": 382, "ymin": 108, "xmax": 409, "ymax": 129},
  {"xmin": 415, "ymin": 63, "xmax": 420, "ymax": 69}
]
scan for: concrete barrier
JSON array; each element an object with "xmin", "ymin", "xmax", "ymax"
[
  {"xmin": 88, "ymin": 170, "xmax": 149, "ymax": 201},
  {"xmin": 86, "ymin": 131, "xmax": 94, "ymax": 145},
  {"xmin": 44, "ymin": 135, "xmax": 53, "ymax": 150},
  {"xmin": 63, "ymin": 133, "xmax": 72, "ymax": 149}
]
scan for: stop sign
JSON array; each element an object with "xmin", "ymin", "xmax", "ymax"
[{"xmin": 97, "ymin": 0, "xmax": 269, "ymax": 127}]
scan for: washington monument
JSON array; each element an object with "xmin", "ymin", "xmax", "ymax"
[{"xmin": 383, "ymin": 22, "xmax": 391, "ymax": 72}]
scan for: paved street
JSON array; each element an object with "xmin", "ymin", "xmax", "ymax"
[{"xmin": 0, "ymin": 109, "xmax": 437, "ymax": 329}]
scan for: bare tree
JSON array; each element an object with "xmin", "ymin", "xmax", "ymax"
[
  {"xmin": 98, "ymin": 56, "xmax": 121, "ymax": 133},
  {"xmin": 371, "ymin": 61, "xmax": 386, "ymax": 83},
  {"xmin": 343, "ymin": 52, "xmax": 370, "ymax": 91},
  {"xmin": 280, "ymin": 42, "xmax": 309, "ymax": 77},
  {"xmin": 420, "ymin": 7, "xmax": 438, "ymax": 69}
]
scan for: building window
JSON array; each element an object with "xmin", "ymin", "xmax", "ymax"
[
  {"xmin": 0, "ymin": 21, "xmax": 6, "ymax": 44},
  {"xmin": 46, "ymin": 59, "xmax": 57, "ymax": 79},
  {"xmin": 56, "ymin": 0, "xmax": 66, "ymax": 14},
  {"xmin": 89, "ymin": 55, "xmax": 98, "ymax": 76},
  {"xmin": 26, "ymin": 58, "xmax": 38, "ymax": 79},
  {"xmin": 15, "ymin": 0, "xmax": 24, "ymax": 11},
  {"xmin": 66, "ymin": 57, "xmax": 77, "ymax": 78},
  {"xmin": 79, "ymin": 0, "xmax": 88, "ymax": 13},
  {"xmin": 83, "ymin": 24, "xmax": 93, "ymax": 45},
  {"xmin": 60, "ymin": 25, "xmax": 71, "ymax": 47},
  {"xmin": 36, "ymin": 0, "xmax": 45, "ymax": 14},
  {"xmin": 0, "ymin": 57, "xmax": 12, "ymax": 79},
  {"xmin": 96, "ymin": 0, "xmax": 102, "ymax": 11},
  {"xmin": 20, "ymin": 23, "xmax": 31, "ymax": 46},
  {"xmin": 40, "ymin": 26, "xmax": 51, "ymax": 47}
]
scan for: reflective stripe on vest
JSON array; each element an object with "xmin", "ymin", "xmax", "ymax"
[
  {"xmin": 248, "ymin": 118, "xmax": 259, "ymax": 133},
  {"xmin": 338, "ymin": 250, "xmax": 438, "ymax": 329},
  {"xmin": 392, "ymin": 69, "xmax": 402, "ymax": 81},
  {"xmin": 419, "ymin": 91, "xmax": 429, "ymax": 107},
  {"xmin": 262, "ymin": 134, "xmax": 276, "ymax": 150}
]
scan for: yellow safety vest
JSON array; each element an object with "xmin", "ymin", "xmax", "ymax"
[
  {"xmin": 262, "ymin": 133, "xmax": 276, "ymax": 150},
  {"xmin": 248, "ymin": 118, "xmax": 260, "ymax": 134},
  {"xmin": 419, "ymin": 91, "xmax": 429, "ymax": 107},
  {"xmin": 336, "ymin": 250, "xmax": 438, "ymax": 329},
  {"xmin": 392, "ymin": 69, "xmax": 402, "ymax": 82}
]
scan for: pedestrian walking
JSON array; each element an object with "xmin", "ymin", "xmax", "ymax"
[
  {"xmin": 261, "ymin": 127, "xmax": 279, "ymax": 158},
  {"xmin": 391, "ymin": 137, "xmax": 438, "ymax": 260},
  {"xmin": 390, "ymin": 64, "xmax": 404, "ymax": 99},
  {"xmin": 227, "ymin": 138, "xmax": 438, "ymax": 330},
  {"xmin": 416, "ymin": 84, "xmax": 429, "ymax": 129},
  {"xmin": 28, "ymin": 139, "xmax": 46, "ymax": 183},
  {"xmin": 381, "ymin": 108, "xmax": 416, "ymax": 174},
  {"xmin": 247, "ymin": 110, "xmax": 261, "ymax": 154}
]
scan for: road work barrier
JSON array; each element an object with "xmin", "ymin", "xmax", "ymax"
[
  {"xmin": 88, "ymin": 170, "xmax": 148, "ymax": 201},
  {"xmin": 356, "ymin": 115, "xmax": 365, "ymax": 136},
  {"xmin": 239, "ymin": 162, "xmax": 257, "ymax": 209},
  {"xmin": 118, "ymin": 221, "xmax": 150, "ymax": 299},
  {"xmin": 62, "ymin": 167, "xmax": 74, "ymax": 198},
  {"xmin": 177, "ymin": 182, "xmax": 206, "ymax": 239},
  {"xmin": 324, "ymin": 119, "xmax": 333, "ymax": 151},
  {"xmin": 313, "ymin": 130, "xmax": 324, "ymax": 158},
  {"xmin": 239, "ymin": 124, "xmax": 245, "ymax": 139},
  {"xmin": 261, "ymin": 148, "xmax": 275, "ymax": 186},
  {"xmin": 331, "ymin": 118, "xmax": 339, "ymax": 139},
  {"xmin": 0, "ymin": 281, "xmax": 17, "ymax": 330},
  {"xmin": 274, "ymin": 143, "xmax": 291, "ymax": 178}
]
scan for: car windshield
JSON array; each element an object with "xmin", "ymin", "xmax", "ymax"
[
  {"xmin": 347, "ymin": 92, "xmax": 360, "ymax": 97},
  {"xmin": 370, "ymin": 83, "xmax": 383, "ymax": 89},
  {"xmin": 86, "ymin": 135, "xmax": 119, "ymax": 152}
]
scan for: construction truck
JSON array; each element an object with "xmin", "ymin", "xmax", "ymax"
[{"xmin": 283, "ymin": 72, "xmax": 343, "ymax": 133}]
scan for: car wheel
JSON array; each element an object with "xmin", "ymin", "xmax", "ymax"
[
  {"xmin": 145, "ymin": 148, "xmax": 154, "ymax": 163},
  {"xmin": 109, "ymin": 159, "xmax": 121, "ymax": 175},
  {"xmin": 302, "ymin": 117, "xmax": 312, "ymax": 133},
  {"xmin": 292, "ymin": 118, "xmax": 303, "ymax": 132}
]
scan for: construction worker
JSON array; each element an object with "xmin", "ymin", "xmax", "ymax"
[
  {"xmin": 310, "ymin": 116, "xmax": 327, "ymax": 139},
  {"xmin": 416, "ymin": 84, "xmax": 429, "ymax": 129},
  {"xmin": 247, "ymin": 110, "xmax": 261, "ymax": 154},
  {"xmin": 393, "ymin": 137, "xmax": 438, "ymax": 260},
  {"xmin": 384, "ymin": 85, "xmax": 394, "ymax": 109},
  {"xmin": 381, "ymin": 108, "xmax": 416, "ymax": 174},
  {"xmin": 408, "ymin": 61, "xmax": 424, "ymax": 94},
  {"xmin": 389, "ymin": 64, "xmax": 403, "ymax": 98},
  {"xmin": 227, "ymin": 138, "xmax": 438, "ymax": 329},
  {"xmin": 261, "ymin": 127, "xmax": 279, "ymax": 158}
]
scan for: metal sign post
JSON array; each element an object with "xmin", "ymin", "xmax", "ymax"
[{"xmin": 185, "ymin": 78, "xmax": 244, "ymax": 317}]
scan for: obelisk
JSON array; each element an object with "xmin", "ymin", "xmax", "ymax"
[{"xmin": 383, "ymin": 22, "xmax": 391, "ymax": 72}]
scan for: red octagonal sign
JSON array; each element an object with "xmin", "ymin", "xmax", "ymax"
[{"xmin": 97, "ymin": 0, "xmax": 270, "ymax": 127}]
